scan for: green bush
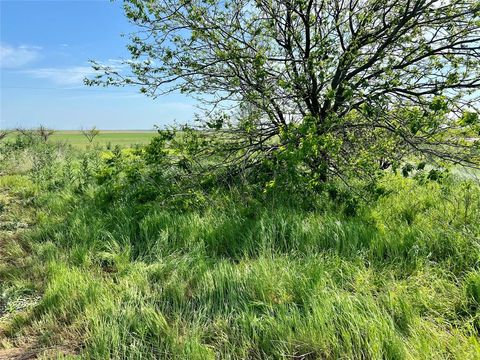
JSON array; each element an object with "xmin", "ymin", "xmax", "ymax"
[{"xmin": 2, "ymin": 135, "xmax": 480, "ymax": 359}]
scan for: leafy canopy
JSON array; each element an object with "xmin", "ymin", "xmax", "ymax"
[{"xmin": 87, "ymin": 0, "xmax": 480, "ymax": 181}]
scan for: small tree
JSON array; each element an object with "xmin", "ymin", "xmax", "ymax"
[
  {"xmin": 87, "ymin": 0, "xmax": 480, "ymax": 181},
  {"xmin": 81, "ymin": 126, "xmax": 100, "ymax": 143},
  {"xmin": 37, "ymin": 125, "xmax": 55, "ymax": 142}
]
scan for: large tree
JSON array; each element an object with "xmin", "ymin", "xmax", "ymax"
[{"xmin": 88, "ymin": 0, "xmax": 480, "ymax": 181}]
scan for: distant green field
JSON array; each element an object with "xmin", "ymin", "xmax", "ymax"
[
  {"xmin": 51, "ymin": 130, "xmax": 157, "ymax": 148},
  {"xmin": 7, "ymin": 130, "xmax": 158, "ymax": 148}
]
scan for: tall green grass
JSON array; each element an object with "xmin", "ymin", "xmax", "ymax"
[{"xmin": 1, "ymin": 138, "xmax": 479, "ymax": 359}]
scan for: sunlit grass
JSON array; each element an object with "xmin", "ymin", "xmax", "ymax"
[
  {"xmin": 3, "ymin": 130, "xmax": 157, "ymax": 148},
  {"xmin": 1, "ymin": 137, "xmax": 479, "ymax": 359}
]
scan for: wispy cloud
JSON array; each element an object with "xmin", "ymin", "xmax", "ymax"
[
  {"xmin": 23, "ymin": 66, "xmax": 97, "ymax": 86},
  {"xmin": 22, "ymin": 58, "xmax": 129, "ymax": 86},
  {"xmin": 0, "ymin": 43, "xmax": 42, "ymax": 68}
]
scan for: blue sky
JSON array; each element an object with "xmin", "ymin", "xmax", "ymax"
[{"xmin": 0, "ymin": 0, "xmax": 195, "ymax": 130}]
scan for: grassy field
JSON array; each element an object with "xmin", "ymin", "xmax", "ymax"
[
  {"xmin": 5, "ymin": 130, "xmax": 157, "ymax": 148},
  {"xmin": 0, "ymin": 133, "xmax": 479, "ymax": 359}
]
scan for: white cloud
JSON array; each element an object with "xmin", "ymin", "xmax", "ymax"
[
  {"xmin": 23, "ymin": 66, "xmax": 97, "ymax": 86},
  {"xmin": 22, "ymin": 59, "xmax": 129, "ymax": 86},
  {"xmin": 0, "ymin": 44, "xmax": 42, "ymax": 68}
]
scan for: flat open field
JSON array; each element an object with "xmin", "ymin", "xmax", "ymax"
[
  {"xmin": 6, "ymin": 130, "xmax": 158, "ymax": 148},
  {"xmin": 51, "ymin": 130, "xmax": 157, "ymax": 148}
]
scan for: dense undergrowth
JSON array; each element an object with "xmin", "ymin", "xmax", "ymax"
[{"xmin": 0, "ymin": 134, "xmax": 479, "ymax": 359}]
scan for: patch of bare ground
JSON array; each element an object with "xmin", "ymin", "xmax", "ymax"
[
  {"xmin": 0, "ymin": 345, "xmax": 38, "ymax": 360},
  {"xmin": 0, "ymin": 343, "xmax": 79, "ymax": 360},
  {"xmin": 0, "ymin": 340, "xmax": 81, "ymax": 360}
]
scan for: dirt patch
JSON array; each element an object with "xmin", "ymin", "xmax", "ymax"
[{"xmin": 0, "ymin": 347, "xmax": 37, "ymax": 360}]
